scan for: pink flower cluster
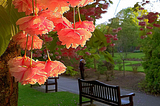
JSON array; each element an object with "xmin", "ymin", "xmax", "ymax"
[
  {"xmin": 9, "ymin": 0, "xmax": 97, "ymax": 85},
  {"xmin": 8, "ymin": 56, "xmax": 66, "ymax": 85},
  {"xmin": 65, "ymin": 1, "xmax": 109, "ymax": 22},
  {"xmin": 137, "ymin": 10, "xmax": 159, "ymax": 39},
  {"xmin": 105, "ymin": 34, "xmax": 118, "ymax": 47},
  {"xmin": 13, "ymin": 0, "xmax": 95, "ymax": 50},
  {"xmin": 55, "ymin": 47, "xmax": 81, "ymax": 60}
]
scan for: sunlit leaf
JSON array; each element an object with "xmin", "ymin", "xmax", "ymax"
[
  {"xmin": 0, "ymin": 0, "xmax": 7, "ymax": 8},
  {"xmin": 0, "ymin": 1, "xmax": 25, "ymax": 56},
  {"xmin": 0, "ymin": 6, "xmax": 12, "ymax": 56}
]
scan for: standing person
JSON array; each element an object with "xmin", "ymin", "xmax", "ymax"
[{"xmin": 79, "ymin": 57, "xmax": 86, "ymax": 80}]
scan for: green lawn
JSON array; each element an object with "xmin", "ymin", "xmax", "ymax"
[
  {"xmin": 99, "ymin": 52, "xmax": 145, "ymax": 72},
  {"xmin": 113, "ymin": 52, "xmax": 145, "ymax": 60},
  {"xmin": 18, "ymin": 83, "xmax": 88, "ymax": 106},
  {"xmin": 113, "ymin": 53, "xmax": 145, "ymax": 72}
]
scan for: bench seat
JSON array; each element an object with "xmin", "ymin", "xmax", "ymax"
[{"xmin": 78, "ymin": 79, "xmax": 135, "ymax": 106}]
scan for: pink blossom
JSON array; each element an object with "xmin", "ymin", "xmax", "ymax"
[
  {"xmin": 8, "ymin": 56, "xmax": 47, "ymax": 85},
  {"xmin": 137, "ymin": 17, "xmax": 144, "ymax": 20},
  {"xmin": 37, "ymin": 0, "xmax": 70, "ymax": 13},
  {"xmin": 117, "ymin": 27, "xmax": 122, "ymax": 31},
  {"xmin": 139, "ymin": 22, "xmax": 146, "ymax": 26},
  {"xmin": 146, "ymin": 26, "xmax": 153, "ymax": 29},
  {"xmin": 56, "ymin": 56, "xmax": 61, "ymax": 60},
  {"xmin": 139, "ymin": 8, "xmax": 144, "ymax": 10},
  {"xmin": 16, "ymin": 16, "xmax": 55, "ymax": 35},
  {"xmin": 57, "ymin": 28, "xmax": 92, "ymax": 49},
  {"xmin": 85, "ymin": 52, "xmax": 91, "ymax": 56},
  {"xmin": 106, "ymin": 38, "xmax": 111, "ymax": 43},
  {"xmin": 153, "ymin": 23, "xmax": 160, "ymax": 27},
  {"xmin": 102, "ymin": 3, "xmax": 109, "ymax": 9},
  {"xmin": 146, "ymin": 32, "xmax": 152, "ymax": 35},
  {"xmin": 99, "ymin": 47, "xmax": 106, "ymax": 52},
  {"xmin": 113, "ymin": 37, "xmax": 118, "ymax": 41},
  {"xmin": 112, "ymin": 29, "xmax": 118, "ymax": 33},
  {"xmin": 140, "ymin": 28, "xmax": 144, "ymax": 31},
  {"xmin": 110, "ymin": 43, "xmax": 115, "ymax": 47},
  {"xmin": 13, "ymin": 0, "xmax": 42, "ymax": 15},
  {"xmin": 13, "ymin": 31, "xmax": 43, "ymax": 50},
  {"xmin": 44, "ymin": 60, "xmax": 66, "ymax": 77},
  {"xmin": 74, "ymin": 21, "xmax": 95, "ymax": 32},
  {"xmin": 55, "ymin": 52, "xmax": 59, "ymax": 55},
  {"xmin": 79, "ymin": 0, "xmax": 94, "ymax": 7}
]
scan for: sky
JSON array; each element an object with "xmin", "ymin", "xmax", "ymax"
[{"xmin": 95, "ymin": 0, "xmax": 151, "ymax": 25}]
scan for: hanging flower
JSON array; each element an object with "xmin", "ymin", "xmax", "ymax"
[
  {"xmin": 67, "ymin": 0, "xmax": 82, "ymax": 7},
  {"xmin": 38, "ymin": 10, "xmax": 72, "ymax": 32},
  {"xmin": 12, "ymin": 31, "xmax": 27, "ymax": 41},
  {"xmin": 13, "ymin": 0, "xmax": 42, "ymax": 15},
  {"xmin": 44, "ymin": 60, "xmax": 66, "ymax": 77},
  {"xmin": 74, "ymin": 21, "xmax": 95, "ymax": 32},
  {"xmin": 13, "ymin": 31, "xmax": 43, "ymax": 50},
  {"xmin": 78, "ymin": 0, "xmax": 94, "ymax": 7},
  {"xmin": 37, "ymin": 0, "xmax": 69, "ymax": 14},
  {"xmin": 16, "ymin": 16, "xmax": 55, "ymax": 35},
  {"xmin": 8, "ymin": 56, "xmax": 47, "ymax": 85},
  {"xmin": 57, "ymin": 28, "xmax": 92, "ymax": 48}
]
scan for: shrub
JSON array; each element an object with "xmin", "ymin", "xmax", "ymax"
[
  {"xmin": 115, "ymin": 59, "xmax": 123, "ymax": 71},
  {"xmin": 140, "ymin": 28, "xmax": 160, "ymax": 94},
  {"xmin": 97, "ymin": 61, "xmax": 107, "ymax": 74},
  {"xmin": 65, "ymin": 66, "xmax": 79, "ymax": 76}
]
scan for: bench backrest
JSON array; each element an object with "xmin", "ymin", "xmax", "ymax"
[{"xmin": 78, "ymin": 79, "xmax": 121, "ymax": 104}]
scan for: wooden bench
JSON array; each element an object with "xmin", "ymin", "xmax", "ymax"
[
  {"xmin": 78, "ymin": 79, "xmax": 135, "ymax": 106},
  {"xmin": 45, "ymin": 77, "xmax": 59, "ymax": 93},
  {"xmin": 30, "ymin": 77, "xmax": 59, "ymax": 93}
]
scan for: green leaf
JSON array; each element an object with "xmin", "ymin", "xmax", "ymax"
[
  {"xmin": 0, "ymin": 6, "xmax": 12, "ymax": 56},
  {"xmin": 77, "ymin": 50, "xmax": 84, "ymax": 56},
  {"xmin": 48, "ymin": 35, "xmax": 59, "ymax": 52},
  {"xmin": 101, "ymin": 51, "xmax": 114, "ymax": 64},
  {"xmin": 93, "ymin": 29, "xmax": 108, "ymax": 46},
  {"xmin": 109, "ymin": 0, "xmax": 113, "ymax": 4},
  {"xmin": 89, "ymin": 48, "xmax": 97, "ymax": 53},
  {"xmin": 0, "ymin": 1, "xmax": 25, "ymax": 56},
  {"xmin": 92, "ymin": 54, "xmax": 100, "ymax": 60}
]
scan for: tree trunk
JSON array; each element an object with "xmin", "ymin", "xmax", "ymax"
[
  {"xmin": 123, "ymin": 59, "xmax": 125, "ymax": 76},
  {"xmin": 0, "ymin": 40, "xmax": 21, "ymax": 106},
  {"xmin": 112, "ymin": 46, "xmax": 114, "ymax": 57},
  {"xmin": 94, "ymin": 58, "xmax": 96, "ymax": 69}
]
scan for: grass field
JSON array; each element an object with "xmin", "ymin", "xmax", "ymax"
[
  {"xmin": 99, "ymin": 52, "xmax": 145, "ymax": 72},
  {"xmin": 113, "ymin": 52, "xmax": 145, "ymax": 59},
  {"xmin": 18, "ymin": 84, "xmax": 88, "ymax": 106},
  {"xmin": 113, "ymin": 53, "xmax": 145, "ymax": 72}
]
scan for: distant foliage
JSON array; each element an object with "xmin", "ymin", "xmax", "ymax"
[{"xmin": 141, "ymin": 28, "xmax": 160, "ymax": 94}]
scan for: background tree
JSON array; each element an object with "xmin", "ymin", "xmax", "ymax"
[
  {"xmin": 115, "ymin": 7, "xmax": 140, "ymax": 53},
  {"xmin": 134, "ymin": 0, "xmax": 160, "ymax": 94}
]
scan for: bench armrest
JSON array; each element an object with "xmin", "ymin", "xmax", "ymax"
[{"xmin": 120, "ymin": 93, "xmax": 135, "ymax": 98}]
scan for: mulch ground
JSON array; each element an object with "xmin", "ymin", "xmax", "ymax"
[{"xmin": 64, "ymin": 70, "xmax": 146, "ymax": 92}]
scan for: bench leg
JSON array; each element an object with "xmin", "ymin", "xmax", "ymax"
[
  {"xmin": 129, "ymin": 96, "xmax": 133, "ymax": 106},
  {"xmin": 90, "ymin": 99, "xmax": 93, "ymax": 104},
  {"xmin": 79, "ymin": 94, "xmax": 82, "ymax": 106},
  {"xmin": 55, "ymin": 79, "xmax": 57, "ymax": 92},
  {"xmin": 46, "ymin": 80, "xmax": 48, "ymax": 93}
]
